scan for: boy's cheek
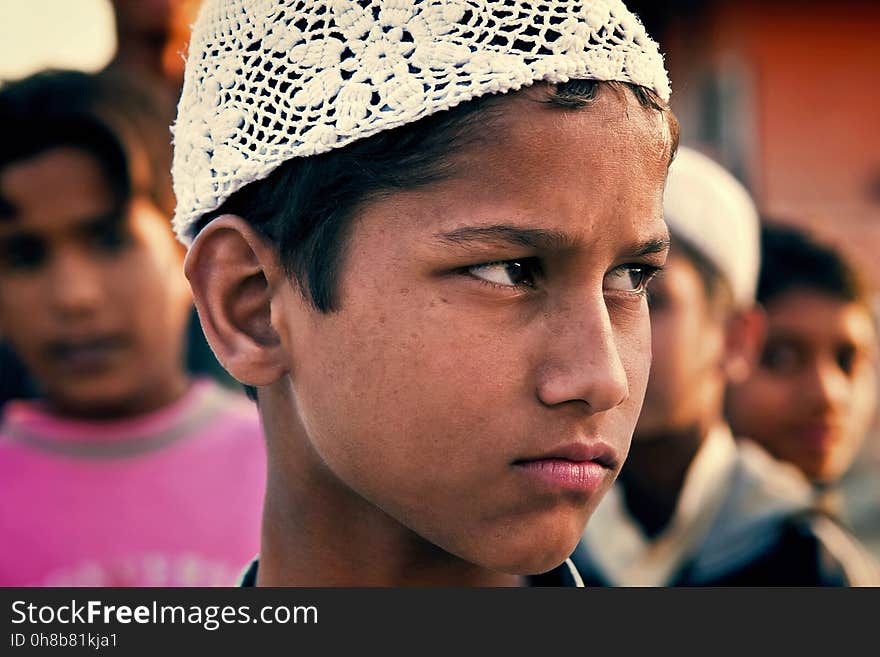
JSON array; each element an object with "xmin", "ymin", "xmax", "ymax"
[
  {"xmin": 0, "ymin": 294, "xmax": 45, "ymax": 359},
  {"xmin": 619, "ymin": 314, "xmax": 654, "ymax": 386}
]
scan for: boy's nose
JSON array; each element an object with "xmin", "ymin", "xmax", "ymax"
[
  {"xmin": 536, "ymin": 296, "xmax": 630, "ymax": 413},
  {"xmin": 803, "ymin": 356, "xmax": 849, "ymax": 414},
  {"xmin": 47, "ymin": 249, "xmax": 105, "ymax": 317}
]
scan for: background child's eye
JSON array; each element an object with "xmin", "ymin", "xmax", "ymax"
[
  {"xmin": 836, "ymin": 344, "xmax": 857, "ymax": 376},
  {"xmin": 0, "ymin": 234, "xmax": 48, "ymax": 271},
  {"xmin": 468, "ymin": 259, "xmax": 540, "ymax": 288},
  {"xmin": 86, "ymin": 222, "xmax": 131, "ymax": 255},
  {"xmin": 604, "ymin": 265, "xmax": 659, "ymax": 293},
  {"xmin": 761, "ymin": 341, "xmax": 802, "ymax": 374}
]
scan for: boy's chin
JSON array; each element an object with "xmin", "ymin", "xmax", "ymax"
[
  {"xmin": 47, "ymin": 379, "xmax": 141, "ymax": 417},
  {"xmin": 444, "ymin": 507, "xmax": 595, "ymax": 577},
  {"xmin": 458, "ymin": 532, "xmax": 583, "ymax": 578},
  {"xmin": 496, "ymin": 546, "xmax": 579, "ymax": 577},
  {"xmin": 470, "ymin": 555, "xmax": 572, "ymax": 582}
]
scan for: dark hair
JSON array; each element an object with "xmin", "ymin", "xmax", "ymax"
[
  {"xmin": 196, "ymin": 80, "xmax": 678, "ymax": 400},
  {"xmin": 757, "ymin": 221, "xmax": 869, "ymax": 308},
  {"xmin": 0, "ymin": 69, "xmax": 174, "ymax": 219}
]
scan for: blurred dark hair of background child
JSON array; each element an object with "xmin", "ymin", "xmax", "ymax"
[{"xmin": 0, "ymin": 70, "xmax": 264, "ymax": 586}]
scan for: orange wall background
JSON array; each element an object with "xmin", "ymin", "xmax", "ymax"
[{"xmin": 665, "ymin": 0, "xmax": 880, "ymax": 284}]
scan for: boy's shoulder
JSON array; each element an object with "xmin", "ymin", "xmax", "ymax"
[
  {"xmin": 683, "ymin": 438, "xmax": 878, "ymax": 585},
  {"xmin": 177, "ymin": 379, "xmax": 264, "ymax": 446},
  {"xmin": 197, "ymin": 379, "xmax": 261, "ymax": 422},
  {"xmin": 0, "ymin": 379, "xmax": 262, "ymax": 457}
]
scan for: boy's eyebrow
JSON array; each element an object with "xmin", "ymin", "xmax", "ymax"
[
  {"xmin": 433, "ymin": 225, "xmax": 577, "ymax": 251},
  {"xmin": 0, "ymin": 210, "xmax": 126, "ymax": 242},
  {"xmin": 766, "ymin": 329, "xmax": 872, "ymax": 352},
  {"xmin": 434, "ymin": 224, "xmax": 670, "ymax": 257},
  {"xmin": 76, "ymin": 210, "xmax": 126, "ymax": 233},
  {"xmin": 631, "ymin": 236, "xmax": 671, "ymax": 257}
]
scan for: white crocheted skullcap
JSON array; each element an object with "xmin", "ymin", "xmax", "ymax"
[
  {"xmin": 171, "ymin": 0, "xmax": 671, "ymax": 244},
  {"xmin": 664, "ymin": 146, "xmax": 760, "ymax": 307}
]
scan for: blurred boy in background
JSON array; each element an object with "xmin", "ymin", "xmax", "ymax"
[
  {"xmin": 102, "ymin": 0, "xmax": 232, "ymax": 390},
  {"xmin": 726, "ymin": 223, "xmax": 878, "ymax": 517},
  {"xmin": 0, "ymin": 71, "xmax": 265, "ymax": 586},
  {"xmin": 105, "ymin": 0, "xmax": 201, "ymax": 127},
  {"xmin": 572, "ymin": 147, "xmax": 879, "ymax": 585}
]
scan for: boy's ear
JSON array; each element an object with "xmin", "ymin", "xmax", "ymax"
[
  {"xmin": 723, "ymin": 305, "xmax": 766, "ymax": 384},
  {"xmin": 184, "ymin": 215, "xmax": 289, "ymax": 387}
]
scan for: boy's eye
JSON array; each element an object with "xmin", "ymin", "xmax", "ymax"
[
  {"xmin": 85, "ymin": 221, "xmax": 131, "ymax": 255},
  {"xmin": 468, "ymin": 259, "xmax": 540, "ymax": 288},
  {"xmin": 836, "ymin": 344, "xmax": 857, "ymax": 376},
  {"xmin": 761, "ymin": 341, "xmax": 802, "ymax": 374},
  {"xmin": 0, "ymin": 234, "xmax": 48, "ymax": 271},
  {"xmin": 604, "ymin": 265, "xmax": 659, "ymax": 294}
]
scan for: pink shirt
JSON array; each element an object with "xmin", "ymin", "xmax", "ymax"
[{"xmin": 0, "ymin": 380, "xmax": 265, "ymax": 586}]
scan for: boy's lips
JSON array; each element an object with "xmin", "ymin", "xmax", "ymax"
[
  {"xmin": 512, "ymin": 441, "xmax": 618, "ymax": 494},
  {"xmin": 795, "ymin": 422, "xmax": 841, "ymax": 451},
  {"xmin": 46, "ymin": 335, "xmax": 128, "ymax": 374}
]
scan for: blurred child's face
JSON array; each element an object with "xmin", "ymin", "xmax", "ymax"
[
  {"xmin": 635, "ymin": 252, "xmax": 727, "ymax": 439},
  {"xmin": 726, "ymin": 290, "xmax": 878, "ymax": 483},
  {"xmin": 264, "ymin": 88, "xmax": 673, "ymax": 573},
  {"xmin": 0, "ymin": 147, "xmax": 192, "ymax": 417}
]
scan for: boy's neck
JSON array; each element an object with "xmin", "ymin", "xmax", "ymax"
[
  {"xmin": 256, "ymin": 470, "xmax": 525, "ymax": 587},
  {"xmin": 47, "ymin": 371, "xmax": 191, "ymax": 421},
  {"xmin": 618, "ymin": 423, "xmax": 707, "ymax": 538}
]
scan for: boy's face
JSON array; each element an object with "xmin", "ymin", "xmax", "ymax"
[
  {"xmin": 635, "ymin": 251, "xmax": 727, "ymax": 439},
  {"xmin": 253, "ymin": 87, "xmax": 674, "ymax": 574},
  {"xmin": 726, "ymin": 289, "xmax": 877, "ymax": 483},
  {"xmin": 0, "ymin": 147, "xmax": 191, "ymax": 416}
]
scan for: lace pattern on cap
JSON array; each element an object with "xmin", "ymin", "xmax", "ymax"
[{"xmin": 172, "ymin": 0, "xmax": 670, "ymax": 243}]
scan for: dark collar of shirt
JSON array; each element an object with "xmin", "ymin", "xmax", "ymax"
[{"xmin": 238, "ymin": 557, "xmax": 584, "ymax": 587}]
